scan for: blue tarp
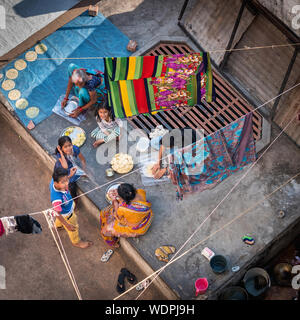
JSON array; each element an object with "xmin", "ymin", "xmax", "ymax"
[{"xmin": 0, "ymin": 11, "xmax": 130, "ymax": 126}]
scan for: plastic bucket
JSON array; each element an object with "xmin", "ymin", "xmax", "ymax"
[
  {"xmin": 210, "ymin": 255, "xmax": 228, "ymax": 274},
  {"xmin": 243, "ymin": 267, "xmax": 271, "ymax": 297},
  {"xmin": 219, "ymin": 286, "xmax": 248, "ymax": 300},
  {"xmin": 195, "ymin": 278, "xmax": 208, "ymax": 296}
]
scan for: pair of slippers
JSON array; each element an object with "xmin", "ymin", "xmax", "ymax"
[{"xmin": 116, "ymin": 268, "xmax": 137, "ymax": 293}]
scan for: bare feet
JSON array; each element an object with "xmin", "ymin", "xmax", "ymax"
[
  {"xmin": 73, "ymin": 240, "xmax": 93, "ymax": 249},
  {"xmin": 93, "ymin": 140, "xmax": 104, "ymax": 148}
]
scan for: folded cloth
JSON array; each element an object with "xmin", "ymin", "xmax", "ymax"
[
  {"xmin": 0, "ymin": 217, "xmax": 17, "ymax": 235},
  {"xmin": 14, "ymin": 214, "xmax": 42, "ymax": 234},
  {"xmin": 0, "ymin": 220, "xmax": 4, "ymax": 237}
]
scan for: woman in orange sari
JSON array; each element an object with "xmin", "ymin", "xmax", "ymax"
[{"xmin": 100, "ymin": 183, "xmax": 153, "ymax": 247}]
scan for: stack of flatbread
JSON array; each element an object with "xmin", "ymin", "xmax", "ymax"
[{"xmin": 110, "ymin": 153, "xmax": 134, "ymax": 174}]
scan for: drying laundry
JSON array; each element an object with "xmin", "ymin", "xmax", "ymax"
[
  {"xmin": 0, "ymin": 220, "xmax": 4, "ymax": 237},
  {"xmin": 104, "ymin": 53, "xmax": 215, "ymax": 118},
  {"xmin": 168, "ymin": 113, "xmax": 256, "ymax": 200},
  {"xmin": 0, "ymin": 217, "xmax": 18, "ymax": 235},
  {"xmin": 14, "ymin": 214, "xmax": 42, "ymax": 234}
]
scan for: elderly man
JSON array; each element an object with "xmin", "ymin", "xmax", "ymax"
[{"xmin": 61, "ymin": 63, "xmax": 106, "ymax": 118}]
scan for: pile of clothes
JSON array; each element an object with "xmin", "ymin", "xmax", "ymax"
[{"xmin": 0, "ymin": 214, "xmax": 42, "ymax": 237}]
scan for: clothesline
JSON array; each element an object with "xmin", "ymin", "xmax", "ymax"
[
  {"xmin": 43, "ymin": 211, "xmax": 82, "ymax": 300},
  {"xmin": 115, "ymin": 168, "xmax": 300, "ymax": 300},
  {"xmin": 8, "ymin": 81, "xmax": 300, "ymax": 219},
  {"xmin": 2, "ymin": 42, "xmax": 300, "ymax": 63}
]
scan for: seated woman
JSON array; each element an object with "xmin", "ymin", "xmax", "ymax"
[
  {"xmin": 61, "ymin": 63, "xmax": 106, "ymax": 118},
  {"xmin": 100, "ymin": 183, "xmax": 153, "ymax": 247},
  {"xmin": 151, "ymin": 128, "xmax": 198, "ymax": 179}
]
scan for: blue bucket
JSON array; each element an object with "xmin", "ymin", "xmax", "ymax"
[{"xmin": 210, "ymin": 255, "xmax": 228, "ymax": 274}]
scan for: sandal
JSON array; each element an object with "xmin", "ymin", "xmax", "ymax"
[
  {"xmin": 136, "ymin": 279, "xmax": 150, "ymax": 291},
  {"xmin": 101, "ymin": 249, "xmax": 114, "ymax": 262},
  {"xmin": 116, "ymin": 269, "xmax": 126, "ymax": 293},
  {"xmin": 155, "ymin": 246, "xmax": 176, "ymax": 263},
  {"xmin": 121, "ymin": 268, "xmax": 137, "ymax": 284}
]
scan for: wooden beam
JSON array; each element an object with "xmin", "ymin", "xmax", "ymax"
[
  {"xmin": 178, "ymin": 0, "xmax": 190, "ymax": 21},
  {"xmin": 220, "ymin": 0, "xmax": 248, "ymax": 70},
  {"xmin": 271, "ymin": 48, "xmax": 298, "ymax": 120},
  {"xmin": 249, "ymin": 0, "xmax": 300, "ymax": 45}
]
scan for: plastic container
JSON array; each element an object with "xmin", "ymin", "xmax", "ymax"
[
  {"xmin": 210, "ymin": 255, "xmax": 228, "ymax": 274},
  {"xmin": 201, "ymin": 247, "xmax": 215, "ymax": 261},
  {"xmin": 137, "ymin": 137, "xmax": 150, "ymax": 153},
  {"xmin": 195, "ymin": 278, "xmax": 208, "ymax": 296},
  {"xmin": 243, "ymin": 267, "xmax": 271, "ymax": 297},
  {"xmin": 219, "ymin": 286, "xmax": 248, "ymax": 300}
]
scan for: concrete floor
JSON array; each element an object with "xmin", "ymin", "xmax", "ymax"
[
  {"xmin": 0, "ymin": 114, "xmax": 166, "ymax": 300},
  {"xmin": 0, "ymin": 0, "xmax": 80, "ymax": 57},
  {"xmin": 1, "ymin": 0, "xmax": 300, "ymax": 300}
]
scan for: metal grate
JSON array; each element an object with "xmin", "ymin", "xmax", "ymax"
[{"xmin": 127, "ymin": 42, "xmax": 262, "ymax": 141}]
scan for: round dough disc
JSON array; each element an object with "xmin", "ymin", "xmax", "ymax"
[
  {"xmin": 25, "ymin": 51, "xmax": 37, "ymax": 62},
  {"xmin": 35, "ymin": 43, "xmax": 47, "ymax": 54},
  {"xmin": 0, "ymin": 73, "xmax": 3, "ymax": 79},
  {"xmin": 26, "ymin": 107, "xmax": 39, "ymax": 119},
  {"xmin": 6, "ymin": 68, "xmax": 18, "ymax": 79},
  {"xmin": 14, "ymin": 59, "xmax": 27, "ymax": 71},
  {"xmin": 15, "ymin": 98, "xmax": 29, "ymax": 110},
  {"xmin": 2, "ymin": 80, "xmax": 15, "ymax": 91},
  {"xmin": 8, "ymin": 89, "xmax": 21, "ymax": 101}
]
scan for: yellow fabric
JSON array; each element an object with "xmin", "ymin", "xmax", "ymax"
[
  {"xmin": 100, "ymin": 189, "xmax": 153, "ymax": 245},
  {"xmin": 127, "ymin": 56, "xmax": 136, "ymax": 80},
  {"xmin": 119, "ymin": 80, "xmax": 132, "ymax": 117},
  {"xmin": 55, "ymin": 212, "xmax": 80, "ymax": 244}
]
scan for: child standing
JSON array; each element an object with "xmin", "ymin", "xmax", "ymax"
[
  {"xmin": 54, "ymin": 136, "xmax": 86, "ymax": 199},
  {"xmin": 50, "ymin": 167, "xmax": 92, "ymax": 248},
  {"xmin": 91, "ymin": 101, "xmax": 122, "ymax": 148}
]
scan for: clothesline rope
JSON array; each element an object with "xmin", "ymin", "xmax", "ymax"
[
  {"xmin": 115, "ymin": 167, "xmax": 300, "ymax": 300},
  {"xmin": 3, "ymin": 42, "xmax": 300, "ymax": 62},
  {"xmin": 18, "ymin": 81, "xmax": 300, "ymax": 219},
  {"xmin": 43, "ymin": 211, "xmax": 82, "ymax": 300},
  {"xmin": 134, "ymin": 109, "xmax": 298, "ymax": 300}
]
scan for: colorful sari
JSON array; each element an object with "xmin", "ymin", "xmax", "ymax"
[
  {"xmin": 104, "ymin": 53, "xmax": 215, "ymax": 118},
  {"xmin": 168, "ymin": 113, "xmax": 257, "ymax": 200},
  {"xmin": 100, "ymin": 189, "xmax": 153, "ymax": 246}
]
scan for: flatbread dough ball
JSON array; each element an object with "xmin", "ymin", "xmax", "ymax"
[
  {"xmin": 8, "ymin": 89, "xmax": 21, "ymax": 101},
  {"xmin": 14, "ymin": 59, "xmax": 27, "ymax": 71},
  {"xmin": 35, "ymin": 43, "xmax": 47, "ymax": 54},
  {"xmin": 6, "ymin": 68, "xmax": 18, "ymax": 79},
  {"xmin": 26, "ymin": 107, "xmax": 39, "ymax": 119},
  {"xmin": 25, "ymin": 51, "xmax": 37, "ymax": 62},
  {"xmin": 2, "ymin": 80, "xmax": 15, "ymax": 91},
  {"xmin": 15, "ymin": 98, "xmax": 29, "ymax": 110}
]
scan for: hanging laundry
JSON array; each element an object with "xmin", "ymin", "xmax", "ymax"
[
  {"xmin": 0, "ymin": 217, "xmax": 18, "ymax": 235},
  {"xmin": 168, "ymin": 113, "xmax": 256, "ymax": 200},
  {"xmin": 0, "ymin": 219, "xmax": 4, "ymax": 237},
  {"xmin": 14, "ymin": 215, "xmax": 42, "ymax": 234},
  {"xmin": 104, "ymin": 53, "xmax": 215, "ymax": 118}
]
